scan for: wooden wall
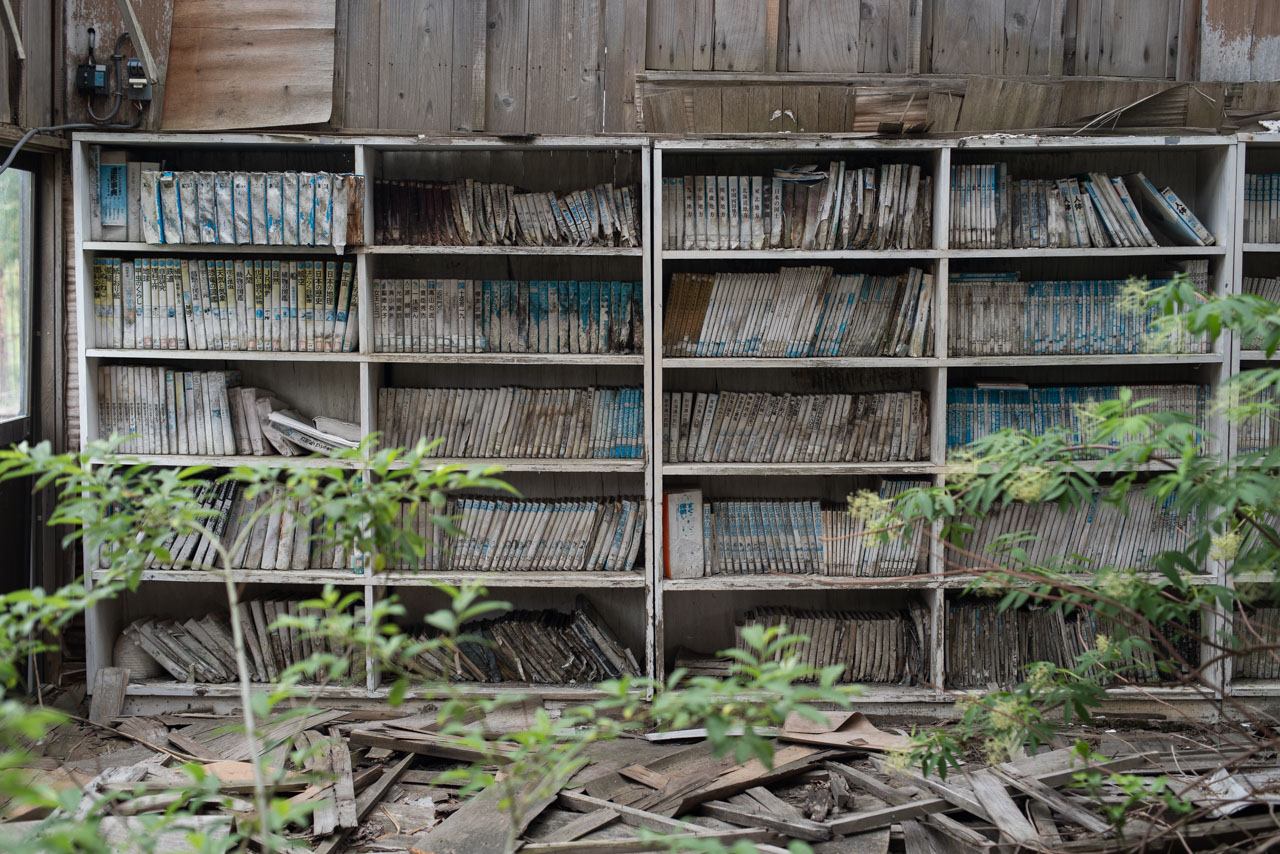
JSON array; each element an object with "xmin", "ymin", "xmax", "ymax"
[
  {"xmin": 645, "ymin": 0, "xmax": 1205, "ymax": 80},
  {"xmin": 336, "ymin": 0, "xmax": 645, "ymax": 135},
  {"xmin": 0, "ymin": 0, "xmax": 58, "ymax": 128}
]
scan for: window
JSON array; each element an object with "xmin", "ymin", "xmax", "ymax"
[{"xmin": 0, "ymin": 167, "xmax": 32, "ymax": 426}]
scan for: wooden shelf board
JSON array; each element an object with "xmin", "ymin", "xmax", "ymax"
[
  {"xmin": 1243, "ymin": 243, "xmax": 1280, "ymax": 253},
  {"xmin": 86, "ymin": 348, "xmax": 360, "ymax": 363},
  {"xmin": 663, "ymin": 575, "xmax": 932, "ymax": 591},
  {"xmin": 947, "ymin": 246, "xmax": 1227, "ymax": 258},
  {"xmin": 1240, "ymin": 350, "xmax": 1277, "ymax": 361},
  {"xmin": 377, "ymin": 571, "xmax": 646, "ymax": 588},
  {"xmin": 100, "ymin": 569, "xmax": 646, "ymax": 588},
  {"xmin": 952, "ymin": 134, "xmax": 1234, "ymax": 150},
  {"xmin": 663, "ymin": 356, "xmax": 941, "ymax": 369},
  {"xmin": 83, "ymin": 241, "xmax": 344, "ymax": 255},
  {"xmin": 361, "ymin": 245, "xmax": 642, "ymax": 257},
  {"xmin": 661, "ymin": 249, "xmax": 942, "ymax": 260},
  {"xmin": 386, "ymin": 457, "xmax": 645, "ymax": 473},
  {"xmin": 938, "ymin": 572, "xmax": 1216, "ymax": 590},
  {"xmin": 662, "ymin": 462, "xmax": 941, "ymax": 476},
  {"xmin": 1227, "ymin": 681, "xmax": 1280, "ymax": 697},
  {"xmin": 126, "ymin": 680, "xmax": 377, "ymax": 698},
  {"xmin": 369, "ymin": 352, "xmax": 644, "ymax": 365},
  {"xmin": 946, "ymin": 353, "xmax": 1222, "ymax": 367},
  {"xmin": 89, "ymin": 454, "xmax": 362, "ymax": 470},
  {"xmin": 939, "ymin": 459, "xmax": 1175, "ymax": 475}
]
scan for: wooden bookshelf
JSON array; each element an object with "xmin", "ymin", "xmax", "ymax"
[
  {"xmin": 654, "ymin": 135, "xmax": 1238, "ymax": 701},
  {"xmin": 71, "ymin": 131, "xmax": 1278, "ymax": 710},
  {"xmin": 73, "ymin": 132, "xmax": 655, "ymax": 702}
]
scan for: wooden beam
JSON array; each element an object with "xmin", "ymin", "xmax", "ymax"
[
  {"xmin": 0, "ymin": 0, "xmax": 23, "ymax": 60},
  {"xmin": 114, "ymin": 0, "xmax": 158, "ymax": 82}
]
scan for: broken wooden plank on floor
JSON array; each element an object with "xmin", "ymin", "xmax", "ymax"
[
  {"xmin": 520, "ymin": 827, "xmax": 786, "ymax": 853},
  {"xmin": 699, "ymin": 799, "xmax": 832, "ymax": 841},
  {"xmin": 965, "ymin": 768, "xmax": 1038, "ymax": 845},
  {"xmin": 313, "ymin": 753, "xmax": 414, "ymax": 854},
  {"xmin": 993, "ymin": 765, "xmax": 1110, "ymax": 834},
  {"xmin": 618, "ymin": 763, "xmax": 669, "ymax": 789},
  {"xmin": 825, "ymin": 761, "xmax": 917, "ymax": 805},
  {"xmin": 347, "ymin": 726, "xmax": 517, "ymax": 764},
  {"xmin": 327, "ymin": 726, "xmax": 358, "ymax": 829},
  {"xmin": 88, "ymin": 668, "xmax": 129, "ymax": 725},
  {"xmin": 745, "ymin": 785, "xmax": 805, "ymax": 820},
  {"xmin": 558, "ymin": 790, "xmax": 693, "ymax": 833},
  {"xmin": 416, "ymin": 778, "xmax": 556, "ymax": 854}
]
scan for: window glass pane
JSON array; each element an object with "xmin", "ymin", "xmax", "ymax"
[{"xmin": 0, "ymin": 167, "xmax": 32, "ymax": 421}]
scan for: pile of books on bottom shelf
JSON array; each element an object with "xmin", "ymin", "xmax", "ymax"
[
  {"xmin": 954, "ymin": 488, "xmax": 1196, "ymax": 573},
  {"xmin": 97, "ymin": 366, "xmax": 359, "ymax": 456},
  {"xmin": 1233, "ymin": 607, "xmax": 1280, "ymax": 679},
  {"xmin": 946, "ymin": 599, "xmax": 1199, "ymax": 687},
  {"xmin": 401, "ymin": 598, "xmax": 640, "ymax": 684},
  {"xmin": 122, "ymin": 598, "xmax": 366, "ymax": 684},
  {"xmin": 664, "ymin": 485, "xmax": 928, "ymax": 579},
  {"xmin": 386, "ymin": 496, "xmax": 646, "ymax": 573},
  {"xmin": 946, "ymin": 383, "xmax": 1208, "ymax": 457},
  {"xmin": 733, "ymin": 604, "xmax": 931, "ymax": 685}
]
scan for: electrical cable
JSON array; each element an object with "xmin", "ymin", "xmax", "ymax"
[
  {"xmin": 0, "ymin": 113, "xmax": 144, "ymax": 176},
  {"xmin": 85, "ymin": 32, "xmax": 132, "ymax": 123}
]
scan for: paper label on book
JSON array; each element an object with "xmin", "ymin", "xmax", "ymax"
[{"xmin": 100, "ymin": 163, "xmax": 127, "ymax": 226}]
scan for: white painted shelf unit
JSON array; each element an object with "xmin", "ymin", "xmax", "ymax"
[
  {"xmin": 653, "ymin": 135, "xmax": 1238, "ymax": 704},
  {"xmin": 72, "ymin": 132, "xmax": 655, "ymax": 701}
]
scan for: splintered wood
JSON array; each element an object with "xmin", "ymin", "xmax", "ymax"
[{"xmin": 10, "ymin": 706, "xmax": 1280, "ymax": 853}]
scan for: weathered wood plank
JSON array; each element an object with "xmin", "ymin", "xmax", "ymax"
[
  {"xmin": 342, "ymin": 0, "xmax": 380, "ymax": 127},
  {"xmin": 692, "ymin": 0, "xmax": 715, "ymax": 69},
  {"xmin": 88, "ymin": 667, "xmax": 128, "ymax": 725},
  {"xmin": 378, "ymin": 0, "xmax": 450, "ymax": 131},
  {"xmin": 689, "ymin": 86, "xmax": 722, "ymax": 132},
  {"xmin": 720, "ymin": 85, "xmax": 750, "ymax": 131},
  {"xmin": 965, "ymin": 769, "xmax": 1037, "ymax": 845},
  {"xmin": 930, "ymin": 0, "xmax": 1002, "ymax": 74},
  {"xmin": 713, "ymin": 0, "xmax": 768, "ymax": 71},
  {"xmin": 787, "ymin": 0, "xmax": 858, "ymax": 72},
  {"xmin": 885, "ymin": 0, "xmax": 912, "ymax": 72},
  {"xmin": 700, "ymin": 800, "xmax": 832, "ymax": 841},
  {"xmin": 646, "ymin": 0, "xmax": 694, "ymax": 70},
  {"xmin": 486, "ymin": 0, "xmax": 529, "ymax": 133}
]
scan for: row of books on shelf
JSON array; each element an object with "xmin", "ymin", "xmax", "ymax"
[
  {"xmin": 90, "ymin": 148, "xmax": 363, "ymax": 247},
  {"xmin": 388, "ymin": 496, "xmax": 646, "ymax": 574},
  {"xmin": 734, "ymin": 605, "xmax": 931, "ymax": 685},
  {"xmin": 949, "ymin": 166, "xmax": 1213, "ymax": 249},
  {"xmin": 1243, "ymin": 175, "xmax": 1280, "ymax": 244},
  {"xmin": 1243, "ymin": 276, "xmax": 1280, "ymax": 352},
  {"xmin": 97, "ymin": 368, "xmax": 357, "ymax": 456},
  {"xmin": 663, "ymin": 484, "xmax": 928, "ymax": 580},
  {"xmin": 122, "ymin": 598, "xmax": 367, "ymax": 685},
  {"xmin": 945, "ymin": 383, "xmax": 1208, "ymax": 456},
  {"xmin": 663, "ymin": 268, "xmax": 933, "ymax": 358},
  {"xmin": 372, "ymin": 180, "xmax": 640, "ymax": 248},
  {"xmin": 372, "ymin": 279, "xmax": 642, "ymax": 355},
  {"xmin": 948, "ymin": 266, "xmax": 1210, "ymax": 356},
  {"xmin": 954, "ymin": 488, "xmax": 1195, "ymax": 573},
  {"xmin": 376, "ymin": 387, "xmax": 644, "ymax": 460},
  {"xmin": 1234, "ymin": 609, "xmax": 1280, "ymax": 679},
  {"xmin": 92, "ymin": 257, "xmax": 358, "ymax": 352},
  {"xmin": 945, "ymin": 601, "xmax": 1198, "ymax": 687},
  {"xmin": 660, "ymin": 163, "xmax": 932, "ymax": 251},
  {"xmin": 1238, "ymin": 383, "xmax": 1280, "ymax": 454},
  {"xmin": 405, "ymin": 599, "xmax": 641, "ymax": 683},
  {"xmin": 117, "ymin": 484, "xmax": 360, "ymax": 573},
  {"xmin": 662, "ymin": 390, "xmax": 929, "ymax": 464}
]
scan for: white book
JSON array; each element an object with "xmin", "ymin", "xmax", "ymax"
[
  {"xmin": 139, "ymin": 168, "xmax": 162, "ymax": 243},
  {"xmin": 265, "ymin": 173, "xmax": 284, "ymax": 245},
  {"xmin": 214, "ymin": 171, "xmax": 235, "ymax": 245},
  {"xmin": 158, "ymin": 172, "xmax": 183, "ymax": 244},
  {"xmin": 298, "ymin": 173, "xmax": 316, "ymax": 245},
  {"xmin": 197, "ymin": 172, "xmax": 218, "ymax": 244},
  {"xmin": 666, "ymin": 489, "xmax": 705, "ymax": 579},
  {"xmin": 314, "ymin": 174, "xmax": 333, "ymax": 246},
  {"xmin": 178, "ymin": 172, "xmax": 200, "ymax": 245},
  {"xmin": 99, "ymin": 150, "xmax": 129, "ymax": 241},
  {"xmin": 126, "ymin": 161, "xmax": 143, "ymax": 242},
  {"xmin": 232, "ymin": 172, "xmax": 252, "ymax": 244},
  {"xmin": 282, "ymin": 172, "xmax": 299, "ymax": 246},
  {"xmin": 249, "ymin": 172, "xmax": 268, "ymax": 245}
]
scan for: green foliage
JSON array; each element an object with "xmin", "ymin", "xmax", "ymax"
[{"xmin": 865, "ymin": 273, "xmax": 1280, "ymax": 834}]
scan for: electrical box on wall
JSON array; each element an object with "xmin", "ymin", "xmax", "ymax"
[{"xmin": 75, "ymin": 63, "xmax": 109, "ymax": 96}]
